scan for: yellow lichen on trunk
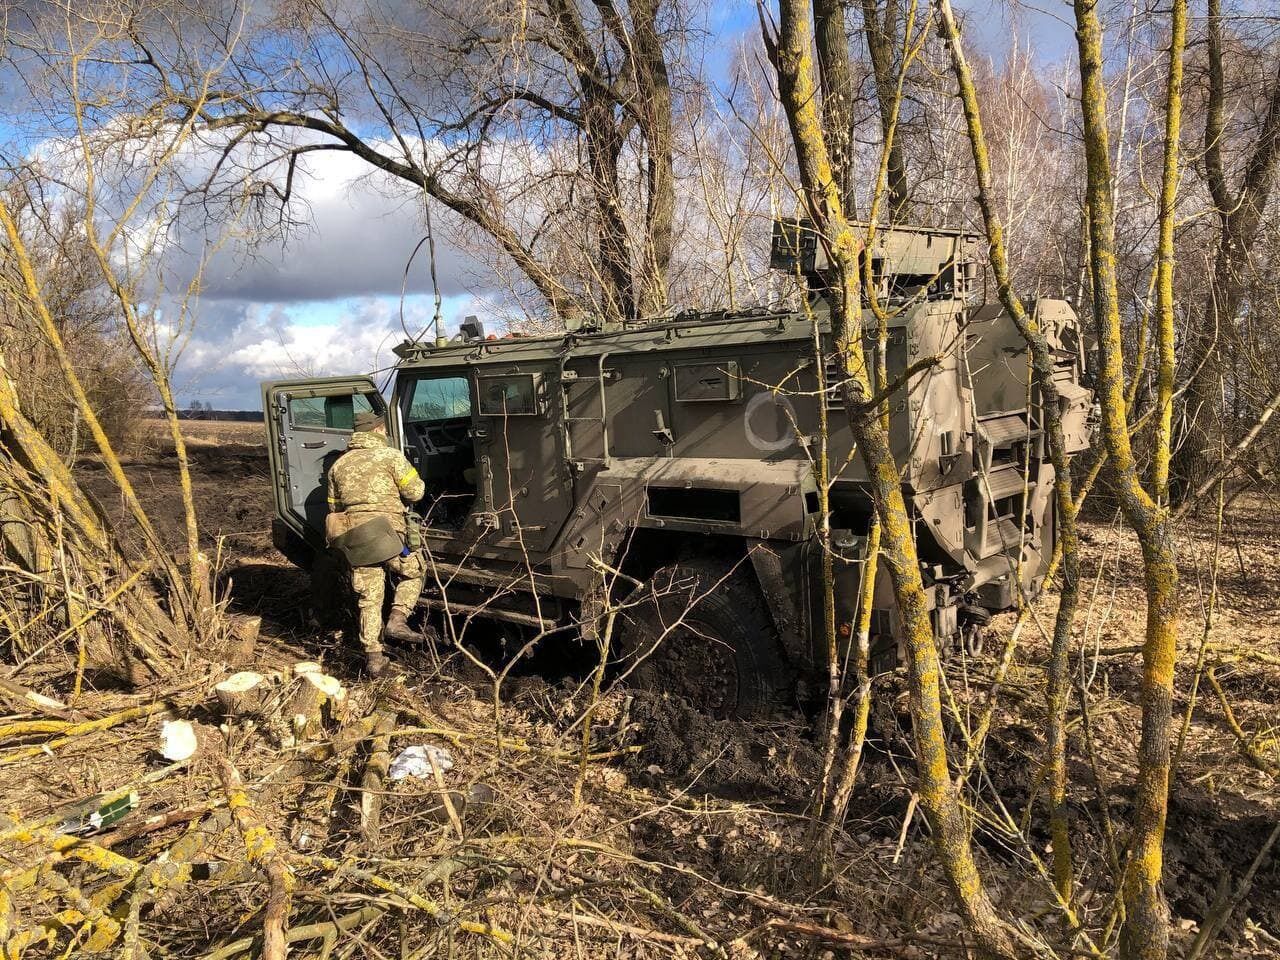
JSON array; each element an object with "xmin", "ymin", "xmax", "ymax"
[
  {"xmin": 765, "ymin": 1, "xmax": 1018, "ymax": 955},
  {"xmin": 1070, "ymin": 0, "xmax": 1186, "ymax": 955},
  {"xmin": 216, "ymin": 757, "xmax": 294, "ymax": 960},
  {"xmin": 1151, "ymin": 0, "xmax": 1186, "ymax": 501},
  {"xmin": 937, "ymin": 0, "xmax": 1082, "ymax": 904}
]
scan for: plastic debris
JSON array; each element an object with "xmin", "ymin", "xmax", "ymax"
[
  {"xmin": 159, "ymin": 719, "xmax": 198, "ymax": 762},
  {"xmin": 388, "ymin": 744, "xmax": 454, "ymax": 781},
  {"xmin": 60, "ymin": 791, "xmax": 138, "ymax": 835}
]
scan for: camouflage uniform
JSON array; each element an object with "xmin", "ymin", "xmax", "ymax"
[{"xmin": 326, "ymin": 430, "xmax": 426, "ymax": 654}]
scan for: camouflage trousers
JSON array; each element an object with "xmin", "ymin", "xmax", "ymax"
[{"xmin": 350, "ymin": 551, "xmax": 426, "ymax": 654}]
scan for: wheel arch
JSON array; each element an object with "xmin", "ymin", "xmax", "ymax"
[{"xmin": 609, "ymin": 528, "xmax": 811, "ymax": 670}]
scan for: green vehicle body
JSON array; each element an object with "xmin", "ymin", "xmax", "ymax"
[{"xmin": 263, "ymin": 222, "xmax": 1092, "ymax": 711}]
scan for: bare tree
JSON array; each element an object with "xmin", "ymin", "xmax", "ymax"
[
  {"xmin": 937, "ymin": 0, "xmax": 1085, "ymax": 903},
  {"xmin": 858, "ymin": 0, "xmax": 908, "ymax": 217},
  {"xmin": 1071, "ymin": 0, "xmax": 1187, "ymax": 954},
  {"xmin": 50, "ymin": 0, "xmax": 694, "ymax": 324},
  {"xmin": 760, "ymin": 1, "xmax": 1020, "ymax": 954},
  {"xmin": 1174, "ymin": 0, "xmax": 1280, "ymax": 499},
  {"xmin": 0, "ymin": 189, "xmax": 151, "ymax": 458}
]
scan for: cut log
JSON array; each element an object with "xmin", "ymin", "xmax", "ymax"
[{"xmin": 359, "ymin": 711, "xmax": 395, "ymax": 842}]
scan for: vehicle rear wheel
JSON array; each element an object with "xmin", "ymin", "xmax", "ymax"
[{"xmin": 612, "ymin": 560, "xmax": 793, "ymax": 718}]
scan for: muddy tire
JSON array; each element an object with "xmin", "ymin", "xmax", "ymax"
[{"xmin": 613, "ymin": 560, "xmax": 793, "ymax": 718}]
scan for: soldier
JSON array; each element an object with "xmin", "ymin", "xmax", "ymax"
[{"xmin": 326, "ymin": 411, "xmax": 427, "ymax": 676}]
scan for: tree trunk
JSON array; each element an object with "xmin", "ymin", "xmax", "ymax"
[
  {"xmin": 582, "ymin": 90, "xmax": 637, "ymax": 322},
  {"xmin": 546, "ymin": 0, "xmax": 636, "ymax": 322},
  {"xmin": 814, "ymin": 0, "xmax": 857, "ymax": 213},
  {"xmin": 630, "ymin": 0, "xmax": 675, "ymax": 317},
  {"xmin": 860, "ymin": 0, "xmax": 908, "ymax": 218},
  {"xmin": 764, "ymin": 3, "xmax": 1019, "ymax": 955},
  {"xmin": 1173, "ymin": 1, "xmax": 1280, "ymax": 498},
  {"xmin": 937, "ymin": 0, "xmax": 1082, "ymax": 901},
  {"xmin": 1071, "ymin": 0, "xmax": 1185, "ymax": 954}
]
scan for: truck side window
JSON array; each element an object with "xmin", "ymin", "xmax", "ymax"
[
  {"xmin": 289, "ymin": 393, "xmax": 375, "ymax": 431},
  {"xmin": 477, "ymin": 374, "xmax": 539, "ymax": 416}
]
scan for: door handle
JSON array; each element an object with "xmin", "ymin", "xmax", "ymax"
[{"xmin": 302, "ymin": 441, "xmax": 327, "ymax": 450}]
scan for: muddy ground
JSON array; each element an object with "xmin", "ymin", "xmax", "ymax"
[{"xmin": 61, "ymin": 417, "xmax": 1280, "ymax": 957}]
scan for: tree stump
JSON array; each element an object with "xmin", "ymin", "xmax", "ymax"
[
  {"xmin": 192, "ymin": 551, "xmax": 215, "ymax": 627},
  {"xmin": 284, "ymin": 670, "xmax": 346, "ymax": 744},
  {"xmin": 224, "ymin": 615, "xmax": 261, "ymax": 667},
  {"xmin": 214, "ymin": 672, "xmax": 270, "ymax": 721}
]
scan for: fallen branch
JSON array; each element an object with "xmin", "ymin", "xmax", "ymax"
[
  {"xmin": 290, "ymin": 853, "xmax": 512, "ymax": 946},
  {"xmin": 215, "ymin": 756, "xmax": 294, "ymax": 960},
  {"xmin": 0, "ymin": 676, "xmax": 73, "ymax": 717},
  {"xmin": 0, "ymin": 701, "xmax": 171, "ymax": 766},
  {"xmin": 537, "ymin": 907, "xmax": 703, "ymax": 947},
  {"xmin": 9, "ymin": 759, "xmax": 191, "ymax": 841},
  {"xmin": 1206, "ymin": 668, "xmax": 1280, "ymax": 775},
  {"xmin": 200, "ymin": 906, "xmax": 385, "ymax": 960},
  {"xmin": 750, "ymin": 916, "xmax": 964, "ymax": 953},
  {"xmin": 1188, "ymin": 820, "xmax": 1280, "ymax": 959},
  {"xmin": 625, "ymin": 877, "xmax": 726, "ymax": 957},
  {"xmin": 97, "ymin": 801, "xmax": 224, "ymax": 849}
]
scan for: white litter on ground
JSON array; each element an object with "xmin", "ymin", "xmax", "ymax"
[{"xmin": 388, "ymin": 744, "xmax": 454, "ymax": 781}]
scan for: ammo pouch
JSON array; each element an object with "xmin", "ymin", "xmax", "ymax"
[
  {"xmin": 405, "ymin": 511, "xmax": 423, "ymax": 551},
  {"xmin": 328, "ymin": 513, "xmax": 404, "ymax": 568}
]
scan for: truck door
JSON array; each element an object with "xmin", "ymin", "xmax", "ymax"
[
  {"xmin": 474, "ymin": 365, "xmax": 573, "ymax": 553},
  {"xmin": 395, "ymin": 371, "xmax": 481, "ymax": 533},
  {"xmin": 262, "ymin": 376, "xmax": 387, "ymax": 548}
]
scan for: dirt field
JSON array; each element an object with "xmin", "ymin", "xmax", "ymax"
[{"xmin": 26, "ymin": 418, "xmax": 1280, "ymax": 957}]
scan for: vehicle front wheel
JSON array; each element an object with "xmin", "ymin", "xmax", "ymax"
[{"xmin": 612, "ymin": 560, "xmax": 793, "ymax": 718}]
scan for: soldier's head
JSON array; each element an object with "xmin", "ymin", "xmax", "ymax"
[{"xmin": 353, "ymin": 411, "xmax": 386, "ymax": 435}]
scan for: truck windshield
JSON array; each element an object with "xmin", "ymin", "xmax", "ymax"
[{"xmin": 407, "ymin": 376, "xmax": 471, "ymax": 421}]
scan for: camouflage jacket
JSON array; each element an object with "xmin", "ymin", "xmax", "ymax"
[{"xmin": 326, "ymin": 432, "xmax": 425, "ymax": 530}]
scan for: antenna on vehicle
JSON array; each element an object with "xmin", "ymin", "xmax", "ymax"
[
  {"xmin": 423, "ymin": 196, "xmax": 446, "ymax": 347},
  {"xmin": 399, "ymin": 194, "xmax": 447, "ymax": 347}
]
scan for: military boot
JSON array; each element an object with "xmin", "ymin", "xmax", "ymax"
[
  {"xmin": 384, "ymin": 608, "xmax": 419, "ymax": 643},
  {"xmin": 365, "ymin": 651, "xmax": 391, "ymax": 679}
]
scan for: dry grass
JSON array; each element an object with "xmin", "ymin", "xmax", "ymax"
[
  {"xmin": 2, "ymin": 430, "xmax": 1277, "ymax": 958},
  {"xmin": 140, "ymin": 417, "xmax": 266, "ymax": 449}
]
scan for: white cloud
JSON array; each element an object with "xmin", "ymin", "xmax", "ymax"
[
  {"xmin": 174, "ymin": 292, "xmax": 484, "ymax": 408},
  {"xmin": 149, "ymin": 141, "xmax": 501, "ymax": 408},
  {"xmin": 189, "ymin": 148, "xmax": 488, "ymax": 303}
]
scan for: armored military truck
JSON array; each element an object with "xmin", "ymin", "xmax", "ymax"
[{"xmin": 263, "ymin": 222, "xmax": 1092, "ymax": 716}]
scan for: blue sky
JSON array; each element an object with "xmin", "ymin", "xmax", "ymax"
[{"xmin": 154, "ymin": 0, "xmax": 1078, "ymax": 410}]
